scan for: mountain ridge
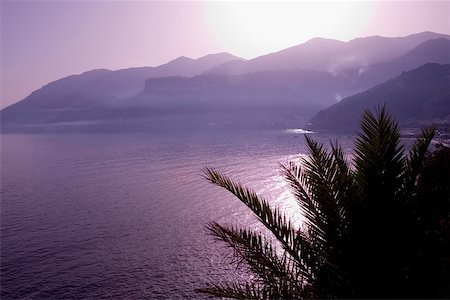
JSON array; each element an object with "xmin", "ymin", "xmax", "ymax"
[
  {"xmin": 2, "ymin": 32, "xmax": 449, "ymax": 133},
  {"xmin": 205, "ymin": 31, "xmax": 449, "ymax": 75},
  {"xmin": 2, "ymin": 52, "xmax": 243, "ymax": 112},
  {"xmin": 307, "ymin": 63, "xmax": 450, "ymax": 131}
]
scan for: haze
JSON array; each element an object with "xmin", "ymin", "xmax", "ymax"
[{"xmin": 1, "ymin": 1, "xmax": 449, "ymax": 108}]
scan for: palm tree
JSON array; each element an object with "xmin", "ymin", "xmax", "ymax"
[{"xmin": 198, "ymin": 106, "xmax": 437, "ymax": 298}]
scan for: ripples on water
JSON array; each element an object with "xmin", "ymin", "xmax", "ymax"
[{"xmin": 1, "ymin": 130, "xmax": 358, "ymax": 299}]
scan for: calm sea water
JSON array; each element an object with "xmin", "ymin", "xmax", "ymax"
[{"xmin": 1, "ymin": 130, "xmax": 356, "ymax": 299}]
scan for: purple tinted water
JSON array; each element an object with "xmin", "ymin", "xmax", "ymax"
[{"xmin": 1, "ymin": 130, "xmax": 355, "ymax": 299}]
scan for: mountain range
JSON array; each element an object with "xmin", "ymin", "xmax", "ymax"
[
  {"xmin": 307, "ymin": 63, "xmax": 450, "ymax": 131},
  {"xmin": 1, "ymin": 32, "xmax": 449, "ymax": 133},
  {"xmin": 205, "ymin": 31, "xmax": 449, "ymax": 75}
]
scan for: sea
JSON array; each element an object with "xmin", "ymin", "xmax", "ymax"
[{"xmin": 0, "ymin": 130, "xmax": 365, "ymax": 299}]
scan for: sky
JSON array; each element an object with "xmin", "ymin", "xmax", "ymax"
[{"xmin": 1, "ymin": 1, "xmax": 449, "ymax": 109}]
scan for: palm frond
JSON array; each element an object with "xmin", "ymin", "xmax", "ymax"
[
  {"xmin": 206, "ymin": 222, "xmax": 305, "ymax": 298},
  {"xmin": 329, "ymin": 140, "xmax": 358, "ymax": 217},
  {"xmin": 279, "ymin": 137, "xmax": 358, "ymax": 298},
  {"xmin": 354, "ymin": 106, "xmax": 406, "ymax": 198},
  {"xmin": 200, "ymin": 106, "xmax": 444, "ymax": 298},
  {"xmin": 280, "ymin": 161, "xmax": 325, "ymax": 238},
  {"xmin": 299, "ymin": 136, "xmax": 354, "ymax": 244},
  {"xmin": 203, "ymin": 167, "xmax": 317, "ymax": 282},
  {"xmin": 407, "ymin": 126, "xmax": 435, "ymax": 188},
  {"xmin": 197, "ymin": 281, "xmax": 268, "ymax": 299}
]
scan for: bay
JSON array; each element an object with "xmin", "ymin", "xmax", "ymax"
[{"xmin": 1, "ymin": 130, "xmax": 355, "ymax": 299}]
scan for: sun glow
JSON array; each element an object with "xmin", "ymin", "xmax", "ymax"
[{"xmin": 204, "ymin": 2, "xmax": 375, "ymax": 58}]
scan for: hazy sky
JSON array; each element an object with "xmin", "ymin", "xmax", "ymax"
[{"xmin": 1, "ymin": 1, "xmax": 449, "ymax": 108}]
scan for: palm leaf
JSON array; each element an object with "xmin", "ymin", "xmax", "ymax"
[
  {"xmin": 354, "ymin": 106, "xmax": 406, "ymax": 198},
  {"xmin": 205, "ymin": 222, "xmax": 305, "ymax": 298},
  {"xmin": 200, "ymin": 106, "xmax": 442, "ymax": 298},
  {"xmin": 203, "ymin": 167, "xmax": 317, "ymax": 282},
  {"xmin": 198, "ymin": 281, "xmax": 269, "ymax": 299},
  {"xmin": 406, "ymin": 126, "xmax": 435, "ymax": 189}
]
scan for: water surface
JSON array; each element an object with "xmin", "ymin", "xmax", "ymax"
[{"xmin": 1, "ymin": 130, "xmax": 356, "ymax": 299}]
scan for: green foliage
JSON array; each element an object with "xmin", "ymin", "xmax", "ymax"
[{"xmin": 199, "ymin": 106, "xmax": 447, "ymax": 298}]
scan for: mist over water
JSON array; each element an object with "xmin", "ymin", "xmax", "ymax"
[{"xmin": 1, "ymin": 130, "xmax": 356, "ymax": 298}]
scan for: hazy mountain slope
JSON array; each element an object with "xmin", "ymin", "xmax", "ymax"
[
  {"xmin": 3, "ymin": 52, "xmax": 242, "ymax": 111},
  {"xmin": 307, "ymin": 63, "xmax": 450, "ymax": 131},
  {"xmin": 2, "ymin": 33, "xmax": 449, "ymax": 133},
  {"xmin": 0, "ymin": 69, "xmax": 360, "ymax": 132},
  {"xmin": 133, "ymin": 70, "xmax": 354, "ymax": 107},
  {"xmin": 154, "ymin": 53, "xmax": 243, "ymax": 77},
  {"xmin": 77, "ymin": 53, "xmax": 243, "ymax": 99},
  {"xmin": 0, "ymin": 53, "xmax": 241, "ymax": 127},
  {"xmin": 335, "ymin": 38, "xmax": 450, "ymax": 93},
  {"xmin": 206, "ymin": 38, "xmax": 346, "ymax": 74},
  {"xmin": 131, "ymin": 37, "xmax": 450, "ymax": 109},
  {"xmin": 206, "ymin": 32, "xmax": 449, "ymax": 75},
  {"xmin": 392, "ymin": 38, "xmax": 450, "ymax": 65}
]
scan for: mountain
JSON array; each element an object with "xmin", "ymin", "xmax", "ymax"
[
  {"xmin": 347, "ymin": 38, "xmax": 450, "ymax": 88},
  {"xmin": 78, "ymin": 52, "xmax": 243, "ymax": 99},
  {"xmin": 123, "ymin": 70, "xmax": 358, "ymax": 130},
  {"xmin": 391, "ymin": 38, "xmax": 450, "ymax": 66},
  {"xmin": 307, "ymin": 63, "xmax": 450, "ymax": 131},
  {"xmin": 123, "ymin": 37, "xmax": 450, "ymax": 131},
  {"xmin": 2, "ymin": 33, "xmax": 449, "ymax": 133},
  {"xmin": 205, "ymin": 32, "xmax": 449, "ymax": 75},
  {"xmin": 0, "ymin": 52, "xmax": 241, "ymax": 130},
  {"xmin": 1, "ymin": 69, "xmax": 358, "ymax": 132},
  {"xmin": 153, "ymin": 53, "xmax": 243, "ymax": 77},
  {"xmin": 206, "ymin": 38, "xmax": 346, "ymax": 74},
  {"xmin": 3, "ymin": 52, "xmax": 242, "ymax": 110}
]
